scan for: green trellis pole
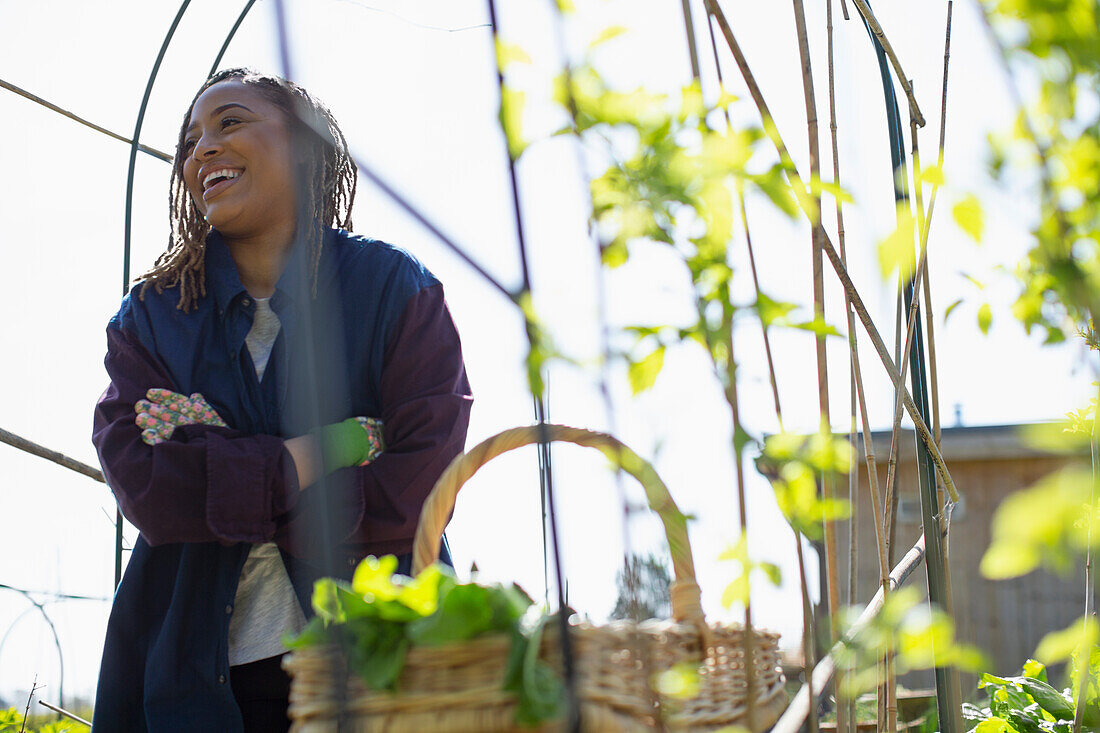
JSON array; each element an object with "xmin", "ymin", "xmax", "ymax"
[
  {"xmin": 857, "ymin": 3, "xmax": 962, "ymax": 731},
  {"xmin": 117, "ymin": 0, "xmax": 193, "ymax": 588}
]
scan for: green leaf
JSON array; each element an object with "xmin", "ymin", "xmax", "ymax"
[
  {"xmin": 978, "ymin": 302, "xmax": 993, "ymax": 335},
  {"xmin": 790, "ymin": 316, "xmax": 844, "ymax": 338},
  {"xmin": 1036, "ymin": 615, "xmax": 1099, "ymax": 664},
  {"xmin": 921, "ymin": 164, "xmax": 945, "ymax": 186},
  {"xmin": 312, "ymin": 577, "xmax": 348, "ymax": 624},
  {"xmin": 499, "ymin": 85, "xmax": 527, "ymax": 160},
  {"xmin": 1021, "ymin": 658, "xmax": 1048, "ymax": 682},
  {"xmin": 654, "ymin": 662, "xmax": 701, "ymax": 699},
  {"xmin": 351, "ymin": 555, "xmax": 400, "ymax": 601},
  {"xmin": 590, "ymin": 25, "xmax": 627, "ymax": 49},
  {"xmin": 628, "ymin": 344, "xmax": 666, "ymax": 394},
  {"xmin": 973, "ymin": 717, "xmax": 1014, "ymax": 733},
  {"xmin": 721, "ymin": 574, "xmax": 750, "ymax": 608},
  {"xmin": 346, "ymin": 618, "xmax": 410, "ymax": 689},
  {"xmin": 407, "ymin": 583, "xmax": 494, "ymax": 645},
  {"xmin": 1017, "ymin": 676, "xmax": 1075, "ymax": 720},
  {"xmin": 944, "ymin": 297, "xmax": 964, "ymax": 322},
  {"xmin": 877, "ymin": 205, "xmax": 918, "ymax": 281},
  {"xmin": 754, "ymin": 292, "xmax": 798, "ymax": 327},
  {"xmin": 601, "ymin": 239, "xmax": 629, "ymax": 268},
  {"xmin": 282, "ymin": 617, "xmax": 329, "ymax": 650},
  {"xmin": 953, "ymin": 194, "xmax": 985, "ymax": 242},
  {"xmin": 505, "ymin": 615, "xmax": 564, "ymax": 725},
  {"xmin": 395, "ymin": 564, "xmax": 445, "ymax": 617},
  {"xmin": 759, "ymin": 561, "xmax": 782, "ymax": 586},
  {"xmin": 495, "ymin": 39, "xmax": 531, "ymax": 69}
]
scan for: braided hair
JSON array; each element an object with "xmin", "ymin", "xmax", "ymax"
[{"xmin": 139, "ymin": 68, "xmax": 358, "ymax": 311}]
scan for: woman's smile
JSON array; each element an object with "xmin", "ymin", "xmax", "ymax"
[{"xmin": 200, "ymin": 167, "xmax": 243, "ymax": 201}]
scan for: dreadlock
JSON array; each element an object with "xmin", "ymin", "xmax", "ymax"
[{"xmin": 139, "ymin": 68, "xmax": 358, "ymax": 311}]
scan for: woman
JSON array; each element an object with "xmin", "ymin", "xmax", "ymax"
[{"xmin": 91, "ymin": 68, "xmax": 472, "ymax": 731}]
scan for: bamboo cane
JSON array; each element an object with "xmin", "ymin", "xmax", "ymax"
[
  {"xmin": 773, "ymin": 532, "xmax": 934, "ymax": 733},
  {"xmin": 703, "ymin": 0, "xmax": 960, "ymax": 506},
  {"xmin": 0, "ymin": 427, "xmax": 105, "ymax": 483},
  {"xmin": 924, "ymin": 1, "xmax": 952, "ymax": 451},
  {"xmin": 846, "ymin": 0, "xmax": 925, "ymax": 126},
  {"xmin": 788, "ymin": 8, "xmax": 843, "ymax": 730},
  {"xmin": 724, "ymin": 326, "xmax": 758, "ymax": 733}
]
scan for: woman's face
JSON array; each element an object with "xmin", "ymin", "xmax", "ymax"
[{"xmin": 181, "ymin": 80, "xmax": 298, "ymax": 242}]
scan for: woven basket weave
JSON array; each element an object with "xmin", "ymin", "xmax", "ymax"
[{"xmin": 284, "ymin": 424, "xmax": 786, "ymax": 732}]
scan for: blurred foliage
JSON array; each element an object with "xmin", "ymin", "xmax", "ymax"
[
  {"xmin": 755, "ymin": 431, "xmax": 852, "ymax": 540},
  {"xmin": 981, "ymin": 466, "xmax": 1100, "ymax": 579},
  {"xmin": 718, "ymin": 534, "xmax": 782, "ymax": 610},
  {"xmin": 0, "ymin": 708, "xmax": 84, "ymax": 733},
  {"xmin": 834, "ymin": 587, "xmax": 986, "ymax": 699},
  {"xmin": 982, "ymin": 0, "xmax": 1100, "ymax": 343}
]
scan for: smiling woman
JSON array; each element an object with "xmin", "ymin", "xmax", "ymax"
[{"xmin": 90, "ymin": 68, "xmax": 473, "ymax": 732}]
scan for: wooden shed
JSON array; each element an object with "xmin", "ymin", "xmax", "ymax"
[{"xmin": 836, "ymin": 423, "xmax": 1092, "ymax": 691}]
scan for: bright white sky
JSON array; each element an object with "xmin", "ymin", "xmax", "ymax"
[{"xmin": 0, "ymin": 0, "xmax": 1092, "ymax": 708}]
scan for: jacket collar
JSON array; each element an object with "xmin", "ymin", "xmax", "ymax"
[{"xmin": 204, "ymin": 227, "xmax": 340, "ymax": 319}]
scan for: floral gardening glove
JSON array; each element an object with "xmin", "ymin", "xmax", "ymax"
[
  {"xmin": 317, "ymin": 417, "xmax": 386, "ymax": 469},
  {"xmin": 135, "ymin": 387, "xmax": 227, "ymax": 446}
]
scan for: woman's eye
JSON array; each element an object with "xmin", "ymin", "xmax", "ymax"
[
  {"xmin": 220, "ymin": 117, "xmax": 241, "ymax": 129},
  {"xmin": 182, "ymin": 139, "xmax": 196, "ymax": 153}
]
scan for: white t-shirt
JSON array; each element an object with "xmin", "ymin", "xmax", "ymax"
[{"xmin": 228, "ymin": 296, "xmax": 307, "ymax": 666}]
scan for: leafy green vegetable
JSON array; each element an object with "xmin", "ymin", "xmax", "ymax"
[
  {"xmin": 965, "ymin": 659, "xmax": 1082, "ymax": 733},
  {"xmin": 504, "ymin": 613, "xmax": 564, "ymax": 725},
  {"xmin": 286, "ymin": 557, "xmax": 559, "ymax": 727}
]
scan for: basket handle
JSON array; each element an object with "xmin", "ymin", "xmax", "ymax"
[{"xmin": 413, "ymin": 424, "xmax": 707, "ymax": 630}]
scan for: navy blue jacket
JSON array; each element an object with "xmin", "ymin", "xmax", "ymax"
[{"xmin": 91, "ymin": 229, "xmax": 472, "ymax": 731}]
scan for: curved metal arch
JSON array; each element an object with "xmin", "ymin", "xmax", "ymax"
[
  {"xmin": 117, "ymin": 0, "xmax": 193, "ymax": 588},
  {"xmin": 0, "ymin": 589, "xmax": 65, "ymax": 710},
  {"xmin": 209, "ymin": 0, "xmax": 259, "ymax": 78},
  {"xmin": 857, "ymin": 4, "xmax": 960, "ymax": 731}
]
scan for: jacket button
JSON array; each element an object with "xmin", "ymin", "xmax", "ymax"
[
  {"xmin": 225, "ymin": 604, "xmax": 233, "ymax": 615},
  {"xmin": 242, "ymin": 298, "xmax": 251, "ymax": 307},
  {"xmin": 218, "ymin": 674, "xmax": 226, "ymax": 684}
]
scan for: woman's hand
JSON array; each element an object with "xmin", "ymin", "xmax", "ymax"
[
  {"xmin": 134, "ymin": 388, "xmax": 227, "ymax": 445},
  {"xmin": 284, "ymin": 417, "xmax": 385, "ymax": 490}
]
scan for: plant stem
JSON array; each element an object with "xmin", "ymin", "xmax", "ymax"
[
  {"xmin": 824, "ymin": 1, "xmax": 859, "ymax": 727},
  {"xmin": 680, "ymin": 0, "xmax": 701, "ymax": 80},
  {"xmin": 717, "ymin": 308, "xmax": 758, "ymax": 731},
  {"xmin": 1074, "ymin": 373, "xmax": 1100, "ymax": 733},
  {"xmin": 924, "ymin": 1, "xmax": 952, "ymax": 451},
  {"xmin": 790, "ymin": 3, "xmax": 843, "ymax": 726},
  {"xmin": 739, "ymin": 189, "xmax": 784, "ymax": 426}
]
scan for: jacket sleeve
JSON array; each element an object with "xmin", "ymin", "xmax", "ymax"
[
  {"xmin": 92, "ymin": 326, "xmax": 300, "ymax": 546},
  {"xmin": 277, "ymin": 282, "xmax": 473, "ymax": 559}
]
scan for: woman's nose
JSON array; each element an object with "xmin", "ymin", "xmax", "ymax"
[{"xmin": 193, "ymin": 133, "xmax": 222, "ymax": 159}]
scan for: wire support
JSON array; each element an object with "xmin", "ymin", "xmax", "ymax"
[
  {"xmin": 208, "ymin": 0, "xmax": 259, "ymax": 78},
  {"xmin": 117, "ymin": 0, "xmax": 193, "ymax": 590},
  {"xmin": 486, "ymin": 0, "xmax": 575, "ymax": 726},
  {"xmin": 0, "ymin": 77, "xmax": 171, "ymax": 162},
  {"xmin": 0, "ymin": 583, "xmax": 110, "ymax": 603}
]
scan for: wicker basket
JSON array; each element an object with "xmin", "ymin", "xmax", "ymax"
[{"xmin": 284, "ymin": 424, "xmax": 787, "ymax": 732}]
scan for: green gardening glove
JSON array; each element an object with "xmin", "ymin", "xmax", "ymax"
[
  {"xmin": 135, "ymin": 388, "xmax": 227, "ymax": 446},
  {"xmin": 317, "ymin": 417, "xmax": 385, "ymax": 469}
]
